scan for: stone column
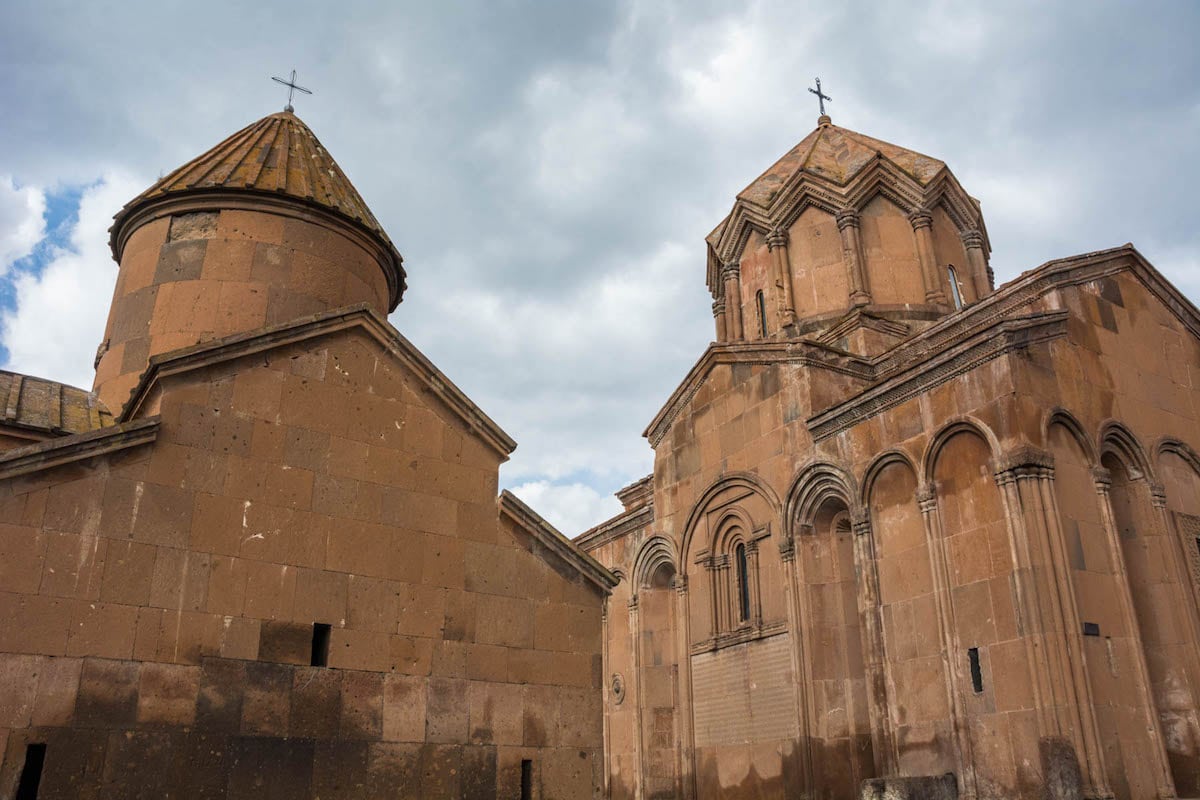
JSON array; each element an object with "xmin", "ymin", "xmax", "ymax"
[
  {"xmin": 674, "ymin": 575, "xmax": 697, "ymax": 800},
  {"xmin": 917, "ymin": 485, "xmax": 977, "ymax": 800},
  {"xmin": 836, "ymin": 210, "xmax": 872, "ymax": 307},
  {"xmin": 628, "ymin": 595, "xmax": 646, "ymax": 800},
  {"xmin": 601, "ymin": 601, "xmax": 612, "ymax": 798},
  {"xmin": 960, "ymin": 230, "xmax": 991, "ymax": 301},
  {"xmin": 747, "ymin": 540, "xmax": 764, "ymax": 628},
  {"xmin": 993, "ymin": 451, "xmax": 1110, "ymax": 800},
  {"xmin": 715, "ymin": 554, "xmax": 732, "ymax": 632},
  {"xmin": 766, "ymin": 227, "xmax": 797, "ymax": 327},
  {"xmin": 780, "ymin": 529, "xmax": 815, "ymax": 797},
  {"xmin": 712, "ymin": 299, "xmax": 727, "ymax": 343},
  {"xmin": 852, "ymin": 513, "xmax": 898, "ymax": 775},
  {"xmin": 1149, "ymin": 484, "xmax": 1200, "ymax": 670},
  {"xmin": 722, "ymin": 261, "xmax": 745, "ymax": 341},
  {"xmin": 909, "ymin": 209, "xmax": 948, "ymax": 305},
  {"xmin": 1092, "ymin": 468, "xmax": 1177, "ymax": 800}
]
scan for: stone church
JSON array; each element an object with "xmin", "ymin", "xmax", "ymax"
[
  {"xmin": 0, "ymin": 110, "xmax": 616, "ymax": 798},
  {"xmin": 578, "ymin": 112, "xmax": 1200, "ymax": 800}
]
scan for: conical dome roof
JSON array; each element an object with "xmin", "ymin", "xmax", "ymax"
[
  {"xmin": 110, "ymin": 110, "xmax": 405, "ymax": 307},
  {"xmin": 737, "ymin": 116, "xmax": 947, "ymax": 208}
]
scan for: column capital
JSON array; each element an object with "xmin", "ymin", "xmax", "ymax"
[
  {"xmin": 674, "ymin": 573, "xmax": 689, "ymax": 595},
  {"xmin": 627, "ymin": 595, "xmax": 639, "ymax": 612},
  {"xmin": 712, "ymin": 299, "xmax": 726, "ymax": 316},
  {"xmin": 852, "ymin": 514, "xmax": 872, "ymax": 537},
  {"xmin": 992, "ymin": 446, "xmax": 1055, "ymax": 483},
  {"xmin": 835, "ymin": 209, "xmax": 861, "ymax": 230},
  {"xmin": 908, "ymin": 208, "xmax": 933, "ymax": 229},
  {"xmin": 960, "ymin": 229, "xmax": 985, "ymax": 249},
  {"xmin": 1092, "ymin": 466, "xmax": 1113, "ymax": 493},
  {"xmin": 778, "ymin": 533, "xmax": 795, "ymax": 562},
  {"xmin": 1149, "ymin": 482, "xmax": 1168, "ymax": 508},
  {"xmin": 721, "ymin": 259, "xmax": 741, "ymax": 280},
  {"xmin": 766, "ymin": 227, "xmax": 790, "ymax": 250},
  {"xmin": 916, "ymin": 485, "xmax": 938, "ymax": 513}
]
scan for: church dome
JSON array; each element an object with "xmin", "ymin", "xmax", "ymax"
[{"xmin": 109, "ymin": 111, "xmax": 405, "ymax": 308}]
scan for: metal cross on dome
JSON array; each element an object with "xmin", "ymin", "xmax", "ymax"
[
  {"xmin": 272, "ymin": 69, "xmax": 313, "ymax": 113},
  {"xmin": 808, "ymin": 77, "xmax": 831, "ymax": 116}
]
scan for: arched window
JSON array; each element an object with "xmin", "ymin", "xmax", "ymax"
[
  {"xmin": 948, "ymin": 265, "xmax": 964, "ymax": 310},
  {"xmin": 735, "ymin": 542, "xmax": 751, "ymax": 623},
  {"xmin": 756, "ymin": 290, "xmax": 768, "ymax": 338}
]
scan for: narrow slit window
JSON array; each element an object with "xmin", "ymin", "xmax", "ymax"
[
  {"xmin": 735, "ymin": 543, "xmax": 751, "ymax": 623},
  {"xmin": 311, "ymin": 623, "xmax": 332, "ymax": 667},
  {"xmin": 16, "ymin": 743, "xmax": 46, "ymax": 800},
  {"xmin": 1082, "ymin": 622, "xmax": 1101, "ymax": 637},
  {"xmin": 756, "ymin": 290, "xmax": 768, "ymax": 338},
  {"xmin": 520, "ymin": 759, "xmax": 533, "ymax": 800},
  {"xmin": 948, "ymin": 266, "xmax": 964, "ymax": 310},
  {"xmin": 967, "ymin": 647, "xmax": 983, "ymax": 694},
  {"xmin": 1194, "ymin": 536, "xmax": 1199, "ymax": 562}
]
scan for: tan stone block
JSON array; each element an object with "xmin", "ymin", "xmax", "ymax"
[
  {"xmin": 66, "ymin": 600, "xmax": 138, "ymax": 659},
  {"xmin": 0, "ymin": 654, "xmax": 40, "ymax": 726},
  {"xmin": 466, "ymin": 643, "xmax": 508, "ymax": 683},
  {"xmin": 156, "ymin": 609, "xmax": 222, "ymax": 664},
  {"xmin": 264, "ymin": 464, "xmax": 314, "ymax": 511},
  {"xmin": 382, "ymin": 674, "xmax": 426, "ymax": 742},
  {"xmin": 31, "ymin": 655, "xmax": 82, "ymax": 727},
  {"xmin": 534, "ymin": 603, "xmax": 571, "ymax": 652},
  {"xmin": 422, "ymin": 533, "xmax": 465, "ymax": 589},
  {"xmin": 137, "ymin": 662, "xmax": 199, "ymax": 726},
  {"xmin": 250, "ymin": 418, "xmax": 286, "ymax": 462},
  {"xmin": 431, "ymin": 640, "xmax": 468, "ymax": 678},
  {"xmin": 133, "ymin": 607, "xmax": 163, "ymax": 661},
  {"xmin": 242, "ymin": 560, "xmax": 297, "ymax": 620},
  {"xmin": 206, "ymin": 555, "xmax": 248, "ymax": 616},
  {"xmin": 476, "ymin": 595, "xmax": 534, "ymax": 649},
  {"xmin": 329, "ymin": 627, "xmax": 391, "ymax": 672},
  {"xmin": 0, "ymin": 524, "xmax": 45, "ymax": 594},
  {"xmin": 326, "ymin": 519, "xmax": 399, "ymax": 579},
  {"xmin": 100, "ymin": 539, "xmax": 157, "ymax": 606},
  {"xmin": 43, "ymin": 474, "xmax": 104, "ymax": 534},
  {"xmin": 347, "ymin": 575, "xmax": 401, "ymax": 633},
  {"xmin": 389, "ymin": 635, "xmax": 434, "ymax": 677},
  {"xmin": 521, "ymin": 684, "xmax": 559, "ymax": 746},
  {"xmin": 293, "ymin": 568, "xmax": 348, "ymax": 624},
  {"xmin": 443, "ymin": 589, "xmax": 476, "ymax": 643},
  {"xmin": 328, "ymin": 435, "xmax": 369, "ymax": 481},
  {"xmin": 425, "ymin": 677, "xmax": 468, "ymax": 743},
  {"xmin": 216, "ymin": 281, "xmax": 269, "ymax": 337},
  {"xmin": 149, "ymin": 547, "xmax": 210, "ymax": 611},
  {"xmin": 219, "ymin": 616, "xmax": 261, "ymax": 660},
  {"xmin": 39, "ymin": 531, "xmax": 106, "ymax": 600},
  {"xmin": 397, "ymin": 583, "xmax": 445, "ymax": 639},
  {"xmin": 200, "ymin": 237, "xmax": 255, "ymax": 282}
]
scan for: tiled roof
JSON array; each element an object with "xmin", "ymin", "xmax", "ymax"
[
  {"xmin": 0, "ymin": 371, "xmax": 114, "ymax": 437},
  {"xmin": 736, "ymin": 117, "xmax": 947, "ymax": 209}
]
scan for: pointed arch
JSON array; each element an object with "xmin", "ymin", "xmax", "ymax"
[
  {"xmin": 1156, "ymin": 436, "xmax": 1200, "ymax": 477},
  {"xmin": 1098, "ymin": 419, "xmax": 1155, "ymax": 482},
  {"xmin": 922, "ymin": 416, "xmax": 1002, "ymax": 486},
  {"xmin": 1044, "ymin": 407, "xmax": 1098, "ymax": 466}
]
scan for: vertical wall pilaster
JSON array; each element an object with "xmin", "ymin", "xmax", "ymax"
[
  {"xmin": 712, "ymin": 299, "xmax": 727, "ymax": 343},
  {"xmin": 601, "ymin": 600, "xmax": 612, "ymax": 799},
  {"xmin": 994, "ymin": 450, "xmax": 1111, "ymax": 799},
  {"xmin": 628, "ymin": 595, "xmax": 645, "ymax": 800},
  {"xmin": 1148, "ymin": 484, "xmax": 1200, "ymax": 674},
  {"xmin": 722, "ymin": 261, "xmax": 744, "ymax": 341},
  {"xmin": 960, "ymin": 230, "xmax": 990, "ymax": 301},
  {"xmin": 780, "ymin": 529, "xmax": 815, "ymax": 797},
  {"xmin": 766, "ymin": 227, "xmax": 797, "ymax": 327},
  {"xmin": 836, "ymin": 209, "xmax": 872, "ymax": 307},
  {"xmin": 917, "ymin": 485, "xmax": 977, "ymax": 799},
  {"xmin": 1092, "ymin": 468, "xmax": 1177, "ymax": 800},
  {"xmin": 909, "ymin": 209, "xmax": 947, "ymax": 305},
  {"xmin": 674, "ymin": 575, "xmax": 697, "ymax": 800},
  {"xmin": 852, "ymin": 512, "xmax": 898, "ymax": 775}
]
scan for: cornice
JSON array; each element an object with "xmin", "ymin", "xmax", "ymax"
[
  {"xmin": 498, "ymin": 490, "xmax": 619, "ymax": 594},
  {"xmin": 808, "ymin": 311, "xmax": 1069, "ymax": 442},
  {"xmin": 574, "ymin": 503, "xmax": 655, "ymax": 553},
  {"xmin": 644, "ymin": 340, "xmax": 873, "ymax": 447},
  {"xmin": 120, "ymin": 304, "xmax": 517, "ymax": 460},
  {"xmin": 0, "ymin": 417, "xmax": 160, "ymax": 482}
]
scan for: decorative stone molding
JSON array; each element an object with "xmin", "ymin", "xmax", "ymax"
[
  {"xmin": 721, "ymin": 260, "xmax": 742, "ymax": 280},
  {"xmin": 908, "ymin": 209, "xmax": 933, "ymax": 230},
  {"xmin": 961, "ymin": 229, "xmax": 985, "ymax": 250},
  {"xmin": 1091, "ymin": 466, "xmax": 1113, "ymax": 492},
  {"xmin": 627, "ymin": 595, "xmax": 639, "ymax": 612},
  {"xmin": 1149, "ymin": 482, "xmax": 1168, "ymax": 508},
  {"xmin": 852, "ymin": 514, "xmax": 872, "ymax": 537},
  {"xmin": 992, "ymin": 446, "xmax": 1055, "ymax": 483},
  {"xmin": 674, "ymin": 573, "xmax": 689, "ymax": 594},
  {"xmin": 778, "ymin": 533, "xmax": 795, "ymax": 561},
  {"xmin": 835, "ymin": 209, "xmax": 861, "ymax": 231},
  {"xmin": 766, "ymin": 227, "xmax": 789, "ymax": 250},
  {"xmin": 916, "ymin": 485, "xmax": 938, "ymax": 513},
  {"xmin": 712, "ymin": 299, "xmax": 725, "ymax": 316},
  {"xmin": 610, "ymin": 673, "xmax": 626, "ymax": 705}
]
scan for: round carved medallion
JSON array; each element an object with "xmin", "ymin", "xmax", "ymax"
[{"xmin": 611, "ymin": 673, "xmax": 626, "ymax": 705}]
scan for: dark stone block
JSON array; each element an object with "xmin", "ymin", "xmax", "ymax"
[
  {"xmin": 100, "ymin": 731, "xmax": 172, "ymax": 799},
  {"xmin": 163, "ymin": 732, "xmax": 231, "ymax": 799},
  {"xmin": 461, "ymin": 745, "xmax": 498, "ymax": 800},
  {"xmin": 312, "ymin": 740, "xmax": 370, "ymax": 799},
  {"xmin": 290, "ymin": 666, "xmax": 342, "ymax": 739},
  {"xmin": 226, "ymin": 736, "xmax": 314, "ymax": 800},
  {"xmin": 259, "ymin": 620, "xmax": 314, "ymax": 666},
  {"xmin": 859, "ymin": 772, "xmax": 958, "ymax": 800},
  {"xmin": 75, "ymin": 659, "xmax": 139, "ymax": 728},
  {"xmin": 195, "ymin": 659, "xmax": 246, "ymax": 733},
  {"xmin": 420, "ymin": 744, "xmax": 462, "ymax": 798}
]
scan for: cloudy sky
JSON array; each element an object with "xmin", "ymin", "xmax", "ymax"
[{"xmin": 1, "ymin": 0, "xmax": 1197, "ymax": 534}]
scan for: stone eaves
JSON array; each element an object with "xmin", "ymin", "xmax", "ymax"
[
  {"xmin": 0, "ymin": 417, "xmax": 160, "ymax": 482},
  {"xmin": 498, "ymin": 490, "xmax": 619, "ymax": 594},
  {"xmin": 573, "ymin": 502, "xmax": 654, "ymax": 555},
  {"xmin": 121, "ymin": 304, "xmax": 517, "ymax": 460}
]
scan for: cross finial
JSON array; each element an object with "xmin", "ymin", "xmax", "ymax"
[
  {"xmin": 271, "ymin": 69, "xmax": 313, "ymax": 113},
  {"xmin": 808, "ymin": 77, "xmax": 831, "ymax": 118}
]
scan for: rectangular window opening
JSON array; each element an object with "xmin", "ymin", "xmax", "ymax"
[
  {"xmin": 16, "ymin": 743, "xmax": 46, "ymax": 800},
  {"xmin": 1194, "ymin": 536, "xmax": 1199, "ymax": 561},
  {"xmin": 520, "ymin": 758, "xmax": 533, "ymax": 800},
  {"xmin": 311, "ymin": 623, "xmax": 332, "ymax": 667},
  {"xmin": 967, "ymin": 647, "xmax": 983, "ymax": 694},
  {"xmin": 1082, "ymin": 621, "xmax": 1101, "ymax": 637}
]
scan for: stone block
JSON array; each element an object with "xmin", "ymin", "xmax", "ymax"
[
  {"xmin": 31, "ymin": 655, "xmax": 82, "ymax": 727},
  {"xmin": 136, "ymin": 661, "xmax": 199, "ymax": 727},
  {"xmin": 382, "ymin": 674, "xmax": 427, "ymax": 742},
  {"xmin": 290, "ymin": 665, "xmax": 342, "ymax": 738},
  {"xmin": 340, "ymin": 670, "xmax": 384, "ymax": 740},
  {"xmin": 425, "ymin": 677, "xmax": 469, "ymax": 743},
  {"xmin": 240, "ymin": 661, "xmax": 291, "ymax": 736},
  {"xmin": 194, "ymin": 659, "xmax": 246, "ymax": 733},
  {"xmin": 66, "ymin": 600, "xmax": 138, "ymax": 659},
  {"xmin": 75, "ymin": 658, "xmax": 139, "ymax": 728}
]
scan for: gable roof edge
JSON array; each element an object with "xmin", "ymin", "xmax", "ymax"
[{"xmin": 498, "ymin": 490, "xmax": 618, "ymax": 594}]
